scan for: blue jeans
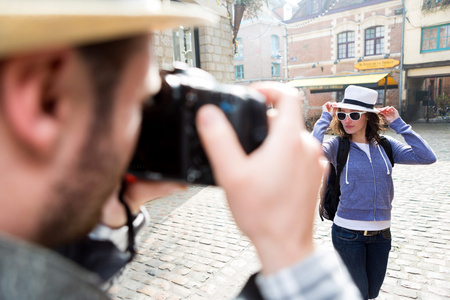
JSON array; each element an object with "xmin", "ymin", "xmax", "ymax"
[{"xmin": 332, "ymin": 224, "xmax": 392, "ymax": 300}]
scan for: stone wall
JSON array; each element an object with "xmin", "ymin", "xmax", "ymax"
[
  {"xmin": 153, "ymin": 2, "xmax": 234, "ymax": 84},
  {"xmin": 199, "ymin": 17, "xmax": 235, "ymax": 84},
  {"xmin": 153, "ymin": 29, "xmax": 175, "ymax": 70}
]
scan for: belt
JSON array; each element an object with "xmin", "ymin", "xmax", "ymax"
[{"xmin": 355, "ymin": 228, "xmax": 390, "ymax": 236}]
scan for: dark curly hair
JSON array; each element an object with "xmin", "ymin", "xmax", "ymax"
[{"xmin": 330, "ymin": 110, "xmax": 385, "ymax": 143}]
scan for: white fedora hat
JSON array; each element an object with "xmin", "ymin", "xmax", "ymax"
[
  {"xmin": 0, "ymin": 0, "xmax": 218, "ymax": 58},
  {"xmin": 336, "ymin": 85, "xmax": 380, "ymax": 113}
]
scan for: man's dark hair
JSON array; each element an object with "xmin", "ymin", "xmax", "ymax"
[
  {"xmin": 0, "ymin": 35, "xmax": 152, "ymax": 247},
  {"xmin": 76, "ymin": 34, "xmax": 148, "ymax": 131},
  {"xmin": 0, "ymin": 34, "xmax": 147, "ymax": 109},
  {"xmin": 0, "ymin": 35, "xmax": 148, "ymax": 128}
]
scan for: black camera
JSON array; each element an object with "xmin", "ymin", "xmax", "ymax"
[{"xmin": 128, "ymin": 63, "xmax": 268, "ymax": 185}]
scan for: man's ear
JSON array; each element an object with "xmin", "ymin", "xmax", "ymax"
[{"xmin": 1, "ymin": 50, "xmax": 72, "ymax": 158}]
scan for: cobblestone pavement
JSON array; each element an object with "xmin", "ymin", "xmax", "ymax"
[{"xmin": 109, "ymin": 122, "xmax": 449, "ymax": 300}]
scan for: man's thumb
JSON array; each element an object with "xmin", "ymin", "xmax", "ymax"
[{"xmin": 196, "ymin": 104, "xmax": 246, "ymax": 183}]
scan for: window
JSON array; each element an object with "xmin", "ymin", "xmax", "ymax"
[
  {"xmin": 271, "ymin": 63, "xmax": 280, "ymax": 77},
  {"xmin": 336, "ymin": 91, "xmax": 344, "ymax": 102},
  {"xmin": 309, "ymin": 0, "xmax": 320, "ymax": 14},
  {"xmin": 376, "ymin": 90, "xmax": 384, "ymax": 105},
  {"xmin": 235, "ymin": 65, "xmax": 244, "ymax": 79},
  {"xmin": 235, "ymin": 38, "xmax": 244, "ymax": 59},
  {"xmin": 421, "ymin": 24, "xmax": 450, "ymax": 52},
  {"xmin": 271, "ymin": 35, "xmax": 280, "ymax": 57},
  {"xmin": 172, "ymin": 27, "xmax": 197, "ymax": 67},
  {"xmin": 337, "ymin": 31, "xmax": 355, "ymax": 59},
  {"xmin": 365, "ymin": 26, "xmax": 384, "ymax": 56}
]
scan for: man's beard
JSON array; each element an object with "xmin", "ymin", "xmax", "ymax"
[
  {"xmin": 37, "ymin": 116, "xmax": 128, "ymax": 247},
  {"xmin": 33, "ymin": 40, "xmax": 143, "ymax": 248}
]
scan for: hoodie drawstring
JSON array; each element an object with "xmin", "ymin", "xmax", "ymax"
[
  {"xmin": 377, "ymin": 144, "xmax": 390, "ymax": 175},
  {"xmin": 344, "ymin": 143, "xmax": 390, "ymax": 186},
  {"xmin": 345, "ymin": 151, "xmax": 350, "ymax": 185}
]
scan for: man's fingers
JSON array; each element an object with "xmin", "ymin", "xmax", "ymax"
[
  {"xmin": 196, "ymin": 104, "xmax": 246, "ymax": 184},
  {"xmin": 252, "ymin": 83, "xmax": 304, "ymax": 133},
  {"xmin": 266, "ymin": 108, "xmax": 278, "ymax": 133}
]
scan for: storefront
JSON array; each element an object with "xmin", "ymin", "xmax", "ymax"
[
  {"xmin": 288, "ymin": 72, "xmax": 398, "ymax": 106},
  {"xmin": 403, "ymin": 62, "xmax": 450, "ymax": 122}
]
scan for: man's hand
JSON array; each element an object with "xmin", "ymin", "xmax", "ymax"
[{"xmin": 196, "ymin": 82, "xmax": 326, "ymax": 275}]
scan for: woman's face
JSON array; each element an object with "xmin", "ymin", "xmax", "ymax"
[{"xmin": 338, "ymin": 108, "xmax": 368, "ymax": 136}]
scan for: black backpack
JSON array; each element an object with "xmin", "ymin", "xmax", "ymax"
[{"xmin": 319, "ymin": 136, "xmax": 394, "ymax": 221}]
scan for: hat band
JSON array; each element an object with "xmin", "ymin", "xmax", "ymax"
[{"xmin": 342, "ymin": 98, "xmax": 374, "ymax": 109}]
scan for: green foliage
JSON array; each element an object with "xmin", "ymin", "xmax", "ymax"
[
  {"xmin": 234, "ymin": 0, "xmax": 268, "ymax": 19},
  {"xmin": 435, "ymin": 93, "xmax": 450, "ymax": 109},
  {"xmin": 422, "ymin": 0, "xmax": 450, "ymax": 11},
  {"xmin": 218, "ymin": 0, "xmax": 268, "ymax": 53}
]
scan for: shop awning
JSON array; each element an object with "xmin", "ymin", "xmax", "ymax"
[{"xmin": 287, "ymin": 73, "xmax": 398, "ymax": 93}]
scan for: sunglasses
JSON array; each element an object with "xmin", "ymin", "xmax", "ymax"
[{"xmin": 337, "ymin": 112, "xmax": 366, "ymax": 121}]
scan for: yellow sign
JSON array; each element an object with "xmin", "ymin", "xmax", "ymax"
[
  {"xmin": 354, "ymin": 59, "xmax": 400, "ymax": 70},
  {"xmin": 310, "ymin": 85, "xmax": 344, "ymax": 91}
]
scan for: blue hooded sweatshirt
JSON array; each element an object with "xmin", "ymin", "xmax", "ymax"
[{"xmin": 313, "ymin": 112, "xmax": 437, "ymax": 221}]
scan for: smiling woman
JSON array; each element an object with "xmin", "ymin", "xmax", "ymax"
[
  {"xmin": 334, "ymin": 108, "xmax": 373, "ymax": 142},
  {"xmin": 312, "ymin": 85, "xmax": 437, "ymax": 300}
]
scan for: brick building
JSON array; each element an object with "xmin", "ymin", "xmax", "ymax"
[
  {"xmin": 285, "ymin": 0, "xmax": 404, "ymax": 122},
  {"xmin": 233, "ymin": 1, "xmax": 290, "ymax": 84},
  {"xmin": 402, "ymin": 0, "xmax": 450, "ymax": 122},
  {"xmin": 232, "ymin": 0, "xmax": 404, "ymax": 122}
]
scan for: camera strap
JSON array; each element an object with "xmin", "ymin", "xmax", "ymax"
[{"xmin": 118, "ymin": 179, "xmax": 136, "ymax": 261}]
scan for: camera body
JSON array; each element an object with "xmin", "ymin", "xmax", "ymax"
[{"xmin": 128, "ymin": 64, "xmax": 268, "ymax": 185}]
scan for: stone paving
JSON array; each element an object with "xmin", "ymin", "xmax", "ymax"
[{"xmin": 109, "ymin": 122, "xmax": 450, "ymax": 300}]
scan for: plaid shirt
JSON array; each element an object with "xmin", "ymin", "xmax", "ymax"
[{"xmin": 239, "ymin": 249, "xmax": 362, "ymax": 300}]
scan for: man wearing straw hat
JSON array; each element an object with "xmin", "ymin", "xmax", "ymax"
[{"xmin": 0, "ymin": 0, "xmax": 360, "ymax": 299}]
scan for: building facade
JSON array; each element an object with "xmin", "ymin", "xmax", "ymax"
[
  {"xmin": 233, "ymin": 1, "xmax": 290, "ymax": 85},
  {"xmin": 402, "ymin": 0, "xmax": 450, "ymax": 122},
  {"xmin": 285, "ymin": 0, "xmax": 404, "ymax": 122},
  {"xmin": 154, "ymin": 0, "xmax": 235, "ymax": 84}
]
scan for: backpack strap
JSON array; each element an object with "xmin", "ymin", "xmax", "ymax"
[
  {"xmin": 335, "ymin": 137, "xmax": 350, "ymax": 187},
  {"xmin": 379, "ymin": 136, "xmax": 394, "ymax": 167},
  {"xmin": 336, "ymin": 137, "xmax": 350, "ymax": 177},
  {"xmin": 318, "ymin": 137, "xmax": 350, "ymax": 222}
]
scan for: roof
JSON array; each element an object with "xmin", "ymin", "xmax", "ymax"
[{"xmin": 287, "ymin": 0, "xmax": 395, "ymax": 23}]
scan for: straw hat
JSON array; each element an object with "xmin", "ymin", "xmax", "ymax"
[
  {"xmin": 336, "ymin": 85, "xmax": 380, "ymax": 113},
  {"xmin": 0, "ymin": 0, "xmax": 218, "ymax": 58}
]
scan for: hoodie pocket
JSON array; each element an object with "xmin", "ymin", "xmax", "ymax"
[
  {"xmin": 340, "ymin": 179, "xmax": 374, "ymax": 209},
  {"xmin": 375, "ymin": 179, "xmax": 393, "ymax": 210}
]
